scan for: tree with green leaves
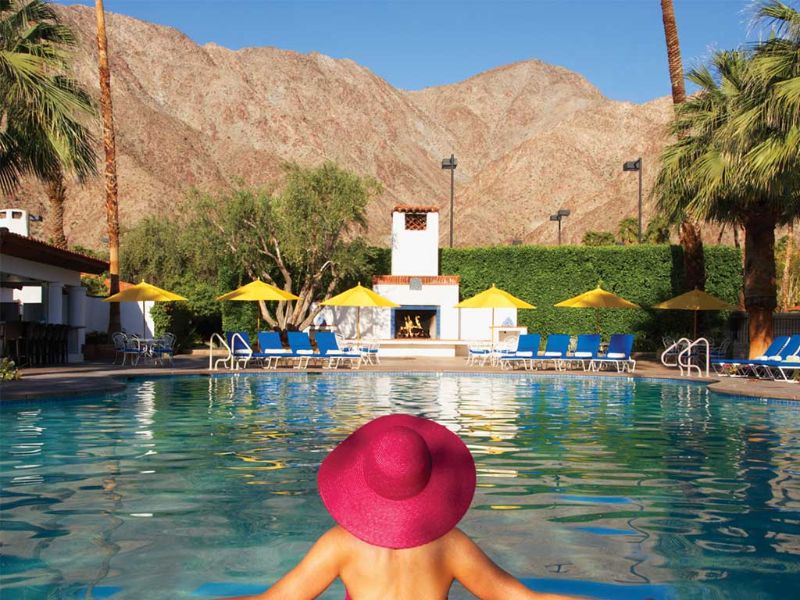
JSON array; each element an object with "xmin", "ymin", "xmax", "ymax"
[
  {"xmin": 655, "ymin": 1, "xmax": 800, "ymax": 356},
  {"xmin": 200, "ymin": 162, "xmax": 380, "ymax": 331},
  {"xmin": 617, "ymin": 217, "xmax": 639, "ymax": 245},
  {"xmin": 644, "ymin": 214, "xmax": 672, "ymax": 244},
  {"xmin": 0, "ymin": 0, "xmax": 96, "ymax": 244},
  {"xmin": 582, "ymin": 230, "xmax": 616, "ymax": 246}
]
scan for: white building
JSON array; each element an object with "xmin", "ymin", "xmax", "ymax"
[
  {"xmin": 320, "ymin": 205, "xmax": 520, "ymax": 356},
  {"xmin": 1, "ymin": 208, "xmax": 108, "ymax": 363}
]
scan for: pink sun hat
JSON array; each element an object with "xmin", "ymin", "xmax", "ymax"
[{"xmin": 318, "ymin": 414, "xmax": 477, "ymax": 549}]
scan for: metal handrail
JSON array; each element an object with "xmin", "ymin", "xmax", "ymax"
[
  {"xmin": 677, "ymin": 337, "xmax": 710, "ymax": 377},
  {"xmin": 661, "ymin": 337, "xmax": 691, "ymax": 368},
  {"xmin": 209, "ymin": 333, "xmax": 232, "ymax": 371}
]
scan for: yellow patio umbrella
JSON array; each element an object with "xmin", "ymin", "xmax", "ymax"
[
  {"xmin": 216, "ymin": 279, "xmax": 299, "ymax": 302},
  {"xmin": 653, "ymin": 288, "xmax": 738, "ymax": 338},
  {"xmin": 216, "ymin": 279, "xmax": 299, "ymax": 331},
  {"xmin": 555, "ymin": 285, "xmax": 640, "ymax": 333},
  {"xmin": 455, "ymin": 284, "xmax": 536, "ymax": 341},
  {"xmin": 321, "ymin": 283, "xmax": 399, "ymax": 338},
  {"xmin": 104, "ymin": 280, "xmax": 188, "ymax": 336}
]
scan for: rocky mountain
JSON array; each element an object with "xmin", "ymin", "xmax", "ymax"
[{"xmin": 11, "ymin": 5, "xmax": 675, "ymax": 248}]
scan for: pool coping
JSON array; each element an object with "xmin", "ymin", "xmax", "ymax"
[{"xmin": 2, "ymin": 357, "xmax": 798, "ymax": 403}]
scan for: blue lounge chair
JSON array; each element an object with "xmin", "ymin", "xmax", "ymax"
[
  {"xmin": 315, "ymin": 332, "xmax": 361, "ymax": 369},
  {"xmin": 564, "ymin": 334, "xmax": 601, "ymax": 371},
  {"xmin": 744, "ymin": 335, "xmax": 800, "ymax": 380},
  {"xmin": 711, "ymin": 335, "xmax": 790, "ymax": 377},
  {"xmin": 528, "ymin": 334, "xmax": 571, "ymax": 370},
  {"xmin": 225, "ymin": 331, "xmax": 276, "ymax": 369},
  {"xmin": 287, "ymin": 331, "xmax": 317, "ymax": 369},
  {"xmin": 257, "ymin": 331, "xmax": 292, "ymax": 369},
  {"xmin": 499, "ymin": 334, "xmax": 541, "ymax": 370},
  {"xmin": 589, "ymin": 334, "xmax": 636, "ymax": 372}
]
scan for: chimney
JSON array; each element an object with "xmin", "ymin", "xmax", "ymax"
[{"xmin": 391, "ymin": 205, "xmax": 439, "ymax": 277}]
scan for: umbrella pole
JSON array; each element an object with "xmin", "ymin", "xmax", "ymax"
[
  {"xmin": 142, "ymin": 300, "xmax": 146, "ymax": 337},
  {"xmin": 693, "ymin": 310, "xmax": 698, "ymax": 340},
  {"xmin": 491, "ymin": 307, "xmax": 495, "ymax": 343},
  {"xmin": 357, "ymin": 306, "xmax": 361, "ymax": 340},
  {"xmin": 595, "ymin": 308, "xmax": 600, "ymax": 334}
]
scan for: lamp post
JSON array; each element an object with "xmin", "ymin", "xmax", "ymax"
[
  {"xmin": 549, "ymin": 208, "xmax": 570, "ymax": 245},
  {"xmin": 623, "ymin": 158, "xmax": 643, "ymax": 242},
  {"xmin": 441, "ymin": 154, "xmax": 457, "ymax": 248}
]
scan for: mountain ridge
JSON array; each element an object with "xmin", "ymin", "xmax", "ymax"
[{"xmin": 11, "ymin": 5, "xmax": 675, "ymax": 248}]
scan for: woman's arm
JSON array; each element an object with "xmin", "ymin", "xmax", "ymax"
[
  {"xmin": 225, "ymin": 527, "xmax": 345, "ymax": 600},
  {"xmin": 446, "ymin": 529, "xmax": 584, "ymax": 600}
]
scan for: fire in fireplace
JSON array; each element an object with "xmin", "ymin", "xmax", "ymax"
[{"xmin": 393, "ymin": 308, "xmax": 437, "ymax": 339}]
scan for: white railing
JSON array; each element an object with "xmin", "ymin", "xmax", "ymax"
[
  {"xmin": 209, "ymin": 333, "xmax": 232, "ymax": 371},
  {"xmin": 661, "ymin": 337, "xmax": 691, "ymax": 368},
  {"xmin": 677, "ymin": 337, "xmax": 710, "ymax": 377}
]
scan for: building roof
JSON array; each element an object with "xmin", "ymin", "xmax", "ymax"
[
  {"xmin": 373, "ymin": 275, "xmax": 460, "ymax": 286},
  {"xmin": 393, "ymin": 205, "xmax": 439, "ymax": 213},
  {"xmin": 0, "ymin": 228, "xmax": 109, "ymax": 274}
]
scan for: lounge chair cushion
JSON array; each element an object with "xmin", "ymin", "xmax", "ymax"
[{"xmin": 607, "ymin": 352, "xmax": 626, "ymax": 359}]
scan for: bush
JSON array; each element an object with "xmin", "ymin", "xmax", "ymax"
[{"xmin": 441, "ymin": 244, "xmax": 741, "ymax": 350}]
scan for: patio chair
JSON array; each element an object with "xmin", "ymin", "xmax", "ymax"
[
  {"xmin": 315, "ymin": 331, "xmax": 361, "ymax": 369},
  {"xmin": 743, "ymin": 335, "xmax": 800, "ymax": 380},
  {"xmin": 225, "ymin": 331, "xmax": 276, "ymax": 370},
  {"xmin": 711, "ymin": 335, "xmax": 789, "ymax": 377},
  {"xmin": 355, "ymin": 338, "xmax": 380, "ymax": 365},
  {"xmin": 287, "ymin": 331, "xmax": 317, "ymax": 369},
  {"xmin": 151, "ymin": 333, "xmax": 176, "ymax": 366},
  {"xmin": 466, "ymin": 341, "xmax": 493, "ymax": 366},
  {"xmin": 564, "ymin": 334, "xmax": 601, "ymax": 371},
  {"xmin": 256, "ymin": 331, "xmax": 291, "ymax": 369},
  {"xmin": 115, "ymin": 333, "xmax": 145, "ymax": 366},
  {"xmin": 589, "ymin": 334, "xmax": 636, "ymax": 373},
  {"xmin": 528, "ymin": 334, "xmax": 571, "ymax": 371},
  {"xmin": 499, "ymin": 334, "xmax": 541, "ymax": 370}
]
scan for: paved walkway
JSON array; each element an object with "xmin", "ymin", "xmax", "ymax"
[{"xmin": 2, "ymin": 354, "xmax": 798, "ymax": 402}]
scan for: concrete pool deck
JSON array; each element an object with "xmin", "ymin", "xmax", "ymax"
[
  {"xmin": 0, "ymin": 353, "xmax": 800, "ymax": 406},
  {"xmin": 2, "ymin": 353, "xmax": 799, "ymax": 402}
]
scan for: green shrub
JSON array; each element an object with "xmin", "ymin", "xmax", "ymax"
[{"xmin": 441, "ymin": 244, "xmax": 741, "ymax": 350}]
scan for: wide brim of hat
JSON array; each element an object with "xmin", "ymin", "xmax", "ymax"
[{"xmin": 318, "ymin": 414, "xmax": 476, "ymax": 549}]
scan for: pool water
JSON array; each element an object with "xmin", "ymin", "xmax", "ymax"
[{"xmin": 1, "ymin": 374, "xmax": 799, "ymax": 599}]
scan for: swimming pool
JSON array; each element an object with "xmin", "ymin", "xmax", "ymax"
[{"xmin": 1, "ymin": 373, "xmax": 799, "ymax": 599}]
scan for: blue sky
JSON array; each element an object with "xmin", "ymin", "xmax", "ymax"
[{"xmin": 60, "ymin": 0, "xmax": 762, "ymax": 103}]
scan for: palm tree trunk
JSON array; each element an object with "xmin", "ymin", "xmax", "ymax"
[
  {"xmin": 780, "ymin": 221, "xmax": 794, "ymax": 311},
  {"xmin": 660, "ymin": 0, "xmax": 706, "ymax": 293},
  {"xmin": 95, "ymin": 0, "xmax": 121, "ymax": 334},
  {"xmin": 744, "ymin": 212, "xmax": 777, "ymax": 358},
  {"xmin": 45, "ymin": 170, "xmax": 68, "ymax": 249},
  {"xmin": 660, "ymin": 0, "xmax": 686, "ymax": 104}
]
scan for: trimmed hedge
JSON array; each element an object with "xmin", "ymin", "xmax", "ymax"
[{"xmin": 433, "ymin": 244, "xmax": 742, "ymax": 350}]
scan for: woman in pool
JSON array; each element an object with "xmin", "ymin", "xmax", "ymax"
[{"xmin": 229, "ymin": 414, "xmax": 581, "ymax": 600}]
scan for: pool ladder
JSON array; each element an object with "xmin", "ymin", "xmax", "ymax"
[{"xmin": 661, "ymin": 337, "xmax": 710, "ymax": 377}]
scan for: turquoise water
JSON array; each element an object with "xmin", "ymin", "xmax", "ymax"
[{"xmin": 1, "ymin": 374, "xmax": 799, "ymax": 599}]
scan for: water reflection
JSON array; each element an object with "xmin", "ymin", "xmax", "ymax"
[{"xmin": 0, "ymin": 374, "xmax": 799, "ymax": 599}]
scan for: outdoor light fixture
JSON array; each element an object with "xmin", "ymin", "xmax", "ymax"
[
  {"xmin": 549, "ymin": 209, "xmax": 570, "ymax": 245},
  {"xmin": 623, "ymin": 157, "xmax": 643, "ymax": 243},
  {"xmin": 27, "ymin": 214, "xmax": 43, "ymax": 222},
  {"xmin": 441, "ymin": 154, "xmax": 457, "ymax": 248}
]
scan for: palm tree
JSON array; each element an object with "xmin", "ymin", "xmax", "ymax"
[
  {"xmin": 617, "ymin": 217, "xmax": 639, "ymax": 245},
  {"xmin": 655, "ymin": 0, "xmax": 800, "ymax": 357},
  {"xmin": 0, "ymin": 0, "xmax": 96, "ymax": 197},
  {"xmin": 95, "ymin": 0, "xmax": 121, "ymax": 333},
  {"xmin": 659, "ymin": 0, "xmax": 706, "ymax": 293}
]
